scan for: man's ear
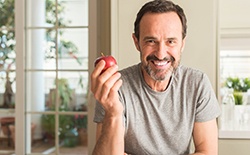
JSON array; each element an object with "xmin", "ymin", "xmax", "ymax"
[{"xmin": 132, "ymin": 33, "xmax": 140, "ymax": 51}]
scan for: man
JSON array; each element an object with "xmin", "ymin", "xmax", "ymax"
[{"xmin": 91, "ymin": 0, "xmax": 221, "ymax": 154}]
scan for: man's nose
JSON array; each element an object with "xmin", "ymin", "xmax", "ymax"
[{"xmin": 155, "ymin": 42, "xmax": 168, "ymax": 60}]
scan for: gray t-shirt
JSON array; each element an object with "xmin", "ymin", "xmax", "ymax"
[{"xmin": 94, "ymin": 63, "xmax": 221, "ymax": 155}]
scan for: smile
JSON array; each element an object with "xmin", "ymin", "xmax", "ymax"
[{"xmin": 152, "ymin": 60, "xmax": 170, "ymax": 66}]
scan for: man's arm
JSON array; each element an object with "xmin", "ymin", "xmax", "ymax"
[
  {"xmin": 93, "ymin": 117, "xmax": 125, "ymax": 155},
  {"xmin": 95, "ymin": 123, "xmax": 103, "ymax": 142},
  {"xmin": 191, "ymin": 119, "xmax": 218, "ymax": 155},
  {"xmin": 91, "ymin": 60, "xmax": 124, "ymax": 155}
]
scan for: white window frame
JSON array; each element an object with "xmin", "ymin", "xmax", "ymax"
[
  {"xmin": 14, "ymin": 0, "xmax": 97, "ymax": 154},
  {"xmin": 218, "ymin": 28, "xmax": 250, "ymax": 139}
]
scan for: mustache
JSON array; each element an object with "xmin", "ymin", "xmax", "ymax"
[{"xmin": 146, "ymin": 55, "xmax": 175, "ymax": 62}]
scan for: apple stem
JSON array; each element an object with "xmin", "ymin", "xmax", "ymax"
[{"xmin": 101, "ymin": 52, "xmax": 105, "ymax": 56}]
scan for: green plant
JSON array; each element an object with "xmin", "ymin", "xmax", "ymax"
[
  {"xmin": 42, "ymin": 78, "xmax": 80, "ymax": 146},
  {"xmin": 57, "ymin": 78, "xmax": 74, "ymax": 111},
  {"xmin": 46, "ymin": 78, "xmax": 74, "ymax": 111},
  {"xmin": 63, "ymin": 128, "xmax": 79, "ymax": 147},
  {"xmin": 225, "ymin": 77, "xmax": 250, "ymax": 105},
  {"xmin": 41, "ymin": 114, "xmax": 75, "ymax": 139},
  {"xmin": 74, "ymin": 114, "xmax": 87, "ymax": 129},
  {"xmin": 233, "ymin": 92, "xmax": 243, "ymax": 105},
  {"xmin": 225, "ymin": 77, "xmax": 250, "ymax": 92}
]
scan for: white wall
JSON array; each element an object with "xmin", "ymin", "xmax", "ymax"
[{"xmin": 220, "ymin": 0, "xmax": 250, "ymax": 29}]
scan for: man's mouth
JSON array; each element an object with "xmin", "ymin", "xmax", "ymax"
[
  {"xmin": 146, "ymin": 55, "xmax": 175, "ymax": 69},
  {"xmin": 152, "ymin": 60, "xmax": 170, "ymax": 66}
]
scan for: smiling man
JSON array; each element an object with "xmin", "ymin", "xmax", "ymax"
[
  {"xmin": 91, "ymin": 0, "xmax": 221, "ymax": 155},
  {"xmin": 133, "ymin": 11, "xmax": 184, "ymax": 91}
]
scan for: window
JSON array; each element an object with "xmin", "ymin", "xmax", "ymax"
[
  {"xmin": 25, "ymin": 0, "xmax": 89, "ymax": 154},
  {"xmin": 220, "ymin": 50, "xmax": 250, "ymax": 79},
  {"xmin": 1, "ymin": 0, "xmax": 95, "ymax": 154},
  {"xmin": 0, "ymin": 0, "xmax": 16, "ymax": 154},
  {"xmin": 219, "ymin": 37, "xmax": 250, "ymax": 138}
]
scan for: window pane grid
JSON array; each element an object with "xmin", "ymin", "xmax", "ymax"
[
  {"xmin": 25, "ymin": 0, "xmax": 89, "ymax": 154},
  {"xmin": 219, "ymin": 40, "xmax": 250, "ymax": 136}
]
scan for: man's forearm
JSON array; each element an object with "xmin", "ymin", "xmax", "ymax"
[{"xmin": 93, "ymin": 116, "xmax": 124, "ymax": 155}]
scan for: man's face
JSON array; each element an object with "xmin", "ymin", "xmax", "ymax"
[{"xmin": 133, "ymin": 12, "xmax": 185, "ymax": 81}]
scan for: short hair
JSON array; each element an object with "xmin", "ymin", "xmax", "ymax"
[{"xmin": 134, "ymin": 0, "xmax": 187, "ymax": 40}]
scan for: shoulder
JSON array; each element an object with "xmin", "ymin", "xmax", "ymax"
[
  {"xmin": 118, "ymin": 63, "xmax": 143, "ymax": 95},
  {"xmin": 174, "ymin": 65, "xmax": 208, "ymax": 81},
  {"xmin": 119, "ymin": 63, "xmax": 141, "ymax": 80},
  {"xmin": 176, "ymin": 65, "xmax": 205, "ymax": 76},
  {"xmin": 173, "ymin": 65, "xmax": 211, "ymax": 89}
]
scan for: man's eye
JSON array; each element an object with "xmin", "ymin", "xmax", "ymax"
[
  {"xmin": 147, "ymin": 40, "xmax": 155, "ymax": 44},
  {"xmin": 167, "ymin": 40, "xmax": 176, "ymax": 45}
]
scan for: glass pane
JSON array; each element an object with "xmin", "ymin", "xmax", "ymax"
[
  {"xmin": 0, "ymin": 0, "xmax": 15, "ymax": 154},
  {"xmin": 0, "ymin": 71, "xmax": 16, "ymax": 109},
  {"xmin": 58, "ymin": 28, "xmax": 88, "ymax": 70},
  {"xmin": 0, "ymin": 0, "xmax": 15, "ymax": 29},
  {"xmin": 220, "ymin": 37, "xmax": 250, "ymax": 132},
  {"xmin": 29, "ymin": 114, "xmax": 56, "ymax": 153},
  {"xmin": 0, "ymin": 28, "xmax": 16, "ymax": 109},
  {"xmin": 220, "ymin": 50, "xmax": 250, "ymax": 79},
  {"xmin": 58, "ymin": 0, "xmax": 88, "ymax": 26},
  {"xmin": 0, "ymin": 116, "xmax": 15, "ymax": 152},
  {"xmin": 59, "ymin": 115, "xmax": 88, "ymax": 155},
  {"xmin": 0, "ymin": 72, "xmax": 5, "ymax": 98},
  {"xmin": 57, "ymin": 71, "xmax": 88, "ymax": 112},
  {"xmin": 26, "ymin": 71, "xmax": 56, "ymax": 112},
  {"xmin": 0, "ymin": 29, "xmax": 16, "ymax": 69},
  {"xmin": 26, "ymin": 29, "xmax": 57, "ymax": 70},
  {"xmin": 26, "ymin": 0, "xmax": 87, "ymax": 27},
  {"xmin": 25, "ymin": 0, "xmax": 89, "ymax": 154},
  {"xmin": 45, "ymin": 72, "xmax": 58, "ymax": 111},
  {"xmin": 26, "ymin": 0, "xmax": 58, "ymax": 28},
  {"xmin": 26, "ymin": 0, "xmax": 47, "ymax": 27}
]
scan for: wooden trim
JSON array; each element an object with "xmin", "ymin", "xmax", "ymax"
[{"xmin": 15, "ymin": 0, "xmax": 25, "ymax": 154}]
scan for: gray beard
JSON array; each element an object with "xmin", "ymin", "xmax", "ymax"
[
  {"xmin": 144, "ymin": 65, "xmax": 172, "ymax": 81},
  {"xmin": 143, "ymin": 61, "xmax": 179, "ymax": 81}
]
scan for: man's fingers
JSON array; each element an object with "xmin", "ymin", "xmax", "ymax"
[
  {"xmin": 92, "ymin": 60, "xmax": 106, "ymax": 77},
  {"xmin": 109, "ymin": 79, "xmax": 123, "ymax": 98},
  {"xmin": 91, "ymin": 62, "xmax": 121, "ymax": 104},
  {"xmin": 99, "ymin": 72, "xmax": 121, "ymax": 103}
]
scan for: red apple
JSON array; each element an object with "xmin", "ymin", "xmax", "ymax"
[{"xmin": 94, "ymin": 54, "xmax": 117, "ymax": 73}]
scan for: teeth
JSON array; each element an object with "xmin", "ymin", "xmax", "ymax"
[{"xmin": 153, "ymin": 61, "xmax": 168, "ymax": 66}]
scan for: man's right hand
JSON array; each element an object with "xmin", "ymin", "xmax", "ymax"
[
  {"xmin": 91, "ymin": 60, "xmax": 125, "ymax": 155},
  {"xmin": 91, "ymin": 59, "xmax": 123, "ymax": 117}
]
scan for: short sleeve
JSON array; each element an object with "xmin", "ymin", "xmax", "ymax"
[{"xmin": 195, "ymin": 74, "xmax": 221, "ymax": 122}]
